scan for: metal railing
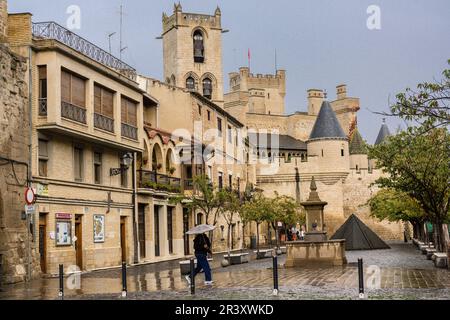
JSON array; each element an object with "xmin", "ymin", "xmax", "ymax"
[
  {"xmin": 121, "ymin": 123, "xmax": 138, "ymax": 140},
  {"xmin": 138, "ymin": 169, "xmax": 181, "ymax": 193},
  {"xmin": 94, "ymin": 113, "xmax": 114, "ymax": 133},
  {"xmin": 184, "ymin": 179, "xmax": 194, "ymax": 190},
  {"xmin": 38, "ymin": 98, "xmax": 47, "ymax": 116},
  {"xmin": 61, "ymin": 101, "xmax": 86, "ymax": 124},
  {"xmin": 32, "ymin": 22, "xmax": 137, "ymax": 81}
]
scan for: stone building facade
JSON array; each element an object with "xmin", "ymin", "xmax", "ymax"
[
  {"xmin": 0, "ymin": 2, "xmax": 404, "ymax": 284},
  {"xmin": 0, "ymin": 1, "xmax": 41, "ymax": 283},
  {"xmin": 0, "ymin": 0, "xmax": 7, "ymax": 42}
]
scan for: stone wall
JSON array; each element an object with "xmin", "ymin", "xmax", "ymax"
[
  {"xmin": 0, "ymin": 0, "xmax": 7, "ymax": 43},
  {"xmin": 342, "ymin": 170, "xmax": 404, "ymax": 240},
  {"xmin": 0, "ymin": 43, "xmax": 40, "ymax": 284}
]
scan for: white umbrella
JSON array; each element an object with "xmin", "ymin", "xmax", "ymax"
[{"xmin": 185, "ymin": 224, "xmax": 216, "ymax": 235}]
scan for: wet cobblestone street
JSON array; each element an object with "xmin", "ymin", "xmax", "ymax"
[{"xmin": 1, "ymin": 242, "xmax": 449, "ymax": 300}]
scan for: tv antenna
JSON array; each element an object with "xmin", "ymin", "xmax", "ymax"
[
  {"xmin": 108, "ymin": 32, "xmax": 116, "ymax": 54},
  {"xmin": 118, "ymin": 4, "xmax": 128, "ymax": 59}
]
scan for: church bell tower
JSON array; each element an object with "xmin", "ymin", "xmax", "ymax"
[{"xmin": 161, "ymin": 3, "xmax": 224, "ymax": 105}]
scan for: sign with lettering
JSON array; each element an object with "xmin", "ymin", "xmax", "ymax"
[
  {"xmin": 56, "ymin": 213, "xmax": 72, "ymax": 220},
  {"xmin": 36, "ymin": 183, "xmax": 49, "ymax": 197},
  {"xmin": 25, "ymin": 204, "xmax": 35, "ymax": 215}
]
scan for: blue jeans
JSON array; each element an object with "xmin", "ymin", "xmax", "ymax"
[{"xmin": 193, "ymin": 254, "xmax": 212, "ymax": 282}]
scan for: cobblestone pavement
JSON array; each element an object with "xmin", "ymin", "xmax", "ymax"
[{"xmin": 0, "ymin": 242, "xmax": 449, "ymax": 300}]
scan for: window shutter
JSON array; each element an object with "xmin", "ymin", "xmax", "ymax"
[
  {"xmin": 121, "ymin": 97, "xmax": 128, "ymax": 124},
  {"xmin": 128, "ymin": 100, "xmax": 137, "ymax": 126},
  {"xmin": 71, "ymin": 75, "xmax": 86, "ymax": 108},
  {"xmin": 102, "ymin": 89, "xmax": 114, "ymax": 118},
  {"xmin": 61, "ymin": 71, "xmax": 71, "ymax": 103},
  {"xmin": 94, "ymin": 85, "xmax": 102, "ymax": 114}
]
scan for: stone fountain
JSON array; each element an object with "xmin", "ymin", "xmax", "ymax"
[{"xmin": 285, "ymin": 177, "xmax": 347, "ymax": 267}]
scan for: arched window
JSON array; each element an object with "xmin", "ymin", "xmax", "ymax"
[
  {"xmin": 193, "ymin": 30, "xmax": 204, "ymax": 63},
  {"xmin": 203, "ymin": 78, "xmax": 212, "ymax": 99},
  {"xmin": 186, "ymin": 77, "xmax": 195, "ymax": 91}
]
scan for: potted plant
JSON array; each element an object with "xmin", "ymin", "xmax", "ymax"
[{"xmin": 168, "ymin": 167, "xmax": 176, "ymax": 176}]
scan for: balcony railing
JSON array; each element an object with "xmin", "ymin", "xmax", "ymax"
[
  {"xmin": 32, "ymin": 22, "xmax": 137, "ymax": 81},
  {"xmin": 121, "ymin": 123, "xmax": 138, "ymax": 140},
  {"xmin": 94, "ymin": 113, "xmax": 114, "ymax": 133},
  {"xmin": 61, "ymin": 101, "xmax": 86, "ymax": 124},
  {"xmin": 184, "ymin": 179, "xmax": 194, "ymax": 190},
  {"xmin": 38, "ymin": 98, "xmax": 47, "ymax": 116},
  {"xmin": 138, "ymin": 169, "xmax": 181, "ymax": 193}
]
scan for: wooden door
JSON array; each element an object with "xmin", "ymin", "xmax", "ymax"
[
  {"xmin": 120, "ymin": 217, "xmax": 127, "ymax": 263},
  {"xmin": 39, "ymin": 221, "xmax": 47, "ymax": 273},
  {"xmin": 75, "ymin": 215, "xmax": 83, "ymax": 270}
]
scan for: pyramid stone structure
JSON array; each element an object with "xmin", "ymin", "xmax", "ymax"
[{"xmin": 330, "ymin": 214, "xmax": 390, "ymax": 250}]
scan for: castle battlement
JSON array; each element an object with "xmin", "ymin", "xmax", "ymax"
[{"xmin": 162, "ymin": 3, "xmax": 221, "ymax": 33}]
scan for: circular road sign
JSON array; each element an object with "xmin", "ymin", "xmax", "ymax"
[{"xmin": 25, "ymin": 187, "xmax": 36, "ymax": 205}]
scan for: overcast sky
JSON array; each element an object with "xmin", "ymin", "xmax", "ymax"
[{"xmin": 9, "ymin": 0, "xmax": 450, "ymax": 142}]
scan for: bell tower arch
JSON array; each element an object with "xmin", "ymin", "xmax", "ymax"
[{"xmin": 161, "ymin": 3, "xmax": 224, "ymax": 105}]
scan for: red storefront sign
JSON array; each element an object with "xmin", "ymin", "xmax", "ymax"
[{"xmin": 56, "ymin": 213, "xmax": 72, "ymax": 220}]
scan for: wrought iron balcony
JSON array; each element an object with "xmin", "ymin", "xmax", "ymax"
[
  {"xmin": 38, "ymin": 98, "xmax": 47, "ymax": 116},
  {"xmin": 61, "ymin": 101, "xmax": 86, "ymax": 124},
  {"xmin": 94, "ymin": 113, "xmax": 114, "ymax": 133},
  {"xmin": 32, "ymin": 22, "xmax": 137, "ymax": 81},
  {"xmin": 121, "ymin": 123, "xmax": 138, "ymax": 140},
  {"xmin": 138, "ymin": 169, "xmax": 181, "ymax": 193},
  {"xmin": 184, "ymin": 179, "xmax": 194, "ymax": 190}
]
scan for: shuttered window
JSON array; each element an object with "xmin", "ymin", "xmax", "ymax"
[
  {"xmin": 121, "ymin": 96, "xmax": 137, "ymax": 127},
  {"xmin": 38, "ymin": 139, "xmax": 49, "ymax": 177},
  {"xmin": 94, "ymin": 84, "xmax": 114, "ymax": 118},
  {"xmin": 61, "ymin": 70, "xmax": 86, "ymax": 108},
  {"xmin": 74, "ymin": 146, "xmax": 83, "ymax": 181}
]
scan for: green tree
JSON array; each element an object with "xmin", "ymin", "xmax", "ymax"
[
  {"xmin": 170, "ymin": 175, "xmax": 224, "ymax": 249},
  {"xmin": 218, "ymin": 188, "xmax": 242, "ymax": 262},
  {"xmin": 381, "ymin": 59, "xmax": 450, "ymax": 130},
  {"xmin": 368, "ymin": 128, "xmax": 450, "ymax": 250},
  {"xmin": 267, "ymin": 193, "xmax": 303, "ymax": 249},
  {"xmin": 367, "ymin": 188, "xmax": 427, "ymax": 239},
  {"xmin": 240, "ymin": 192, "xmax": 272, "ymax": 254}
]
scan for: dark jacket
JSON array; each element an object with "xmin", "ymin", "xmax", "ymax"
[{"xmin": 194, "ymin": 234, "xmax": 211, "ymax": 255}]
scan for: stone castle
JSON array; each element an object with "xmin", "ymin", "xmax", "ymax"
[
  {"xmin": 158, "ymin": 3, "xmax": 403, "ymax": 239},
  {"xmin": 0, "ymin": 1, "xmax": 403, "ymax": 284}
]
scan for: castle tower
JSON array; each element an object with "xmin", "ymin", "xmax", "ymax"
[
  {"xmin": 330, "ymin": 84, "xmax": 360, "ymax": 136},
  {"xmin": 307, "ymin": 101, "xmax": 349, "ymax": 172},
  {"xmin": 224, "ymin": 67, "xmax": 286, "ymax": 120},
  {"xmin": 161, "ymin": 3, "xmax": 224, "ymax": 104},
  {"xmin": 370, "ymin": 120, "xmax": 391, "ymax": 169},
  {"xmin": 374, "ymin": 120, "xmax": 391, "ymax": 145},
  {"xmin": 349, "ymin": 127, "xmax": 368, "ymax": 171},
  {"xmin": 0, "ymin": 0, "xmax": 7, "ymax": 43},
  {"xmin": 307, "ymin": 89, "xmax": 324, "ymax": 116}
]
